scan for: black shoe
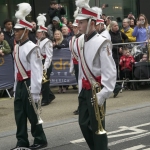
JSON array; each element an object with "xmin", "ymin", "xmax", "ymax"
[
  {"xmin": 49, "ymin": 95, "xmax": 55, "ymax": 103},
  {"xmin": 73, "ymin": 110, "xmax": 79, "ymax": 115},
  {"xmin": 29, "ymin": 143, "xmax": 47, "ymax": 150},
  {"xmin": 114, "ymin": 92, "xmax": 119, "ymax": 98},
  {"xmin": 41, "ymin": 102, "xmax": 50, "ymax": 106}
]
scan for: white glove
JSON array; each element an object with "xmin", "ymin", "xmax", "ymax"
[
  {"xmin": 96, "ymin": 92, "xmax": 106, "ymax": 106},
  {"xmin": 31, "ymin": 93, "xmax": 40, "ymax": 103}
]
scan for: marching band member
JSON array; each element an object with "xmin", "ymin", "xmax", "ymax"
[
  {"xmin": 69, "ymin": 19, "xmax": 82, "ymax": 115},
  {"xmin": 36, "ymin": 14, "xmax": 55, "ymax": 106},
  {"xmin": 96, "ymin": 19, "xmax": 111, "ymax": 40},
  {"xmin": 74, "ymin": 0, "xmax": 116, "ymax": 149},
  {"xmin": 92, "ymin": 7, "xmax": 111, "ymax": 40},
  {"xmin": 12, "ymin": 3, "xmax": 47, "ymax": 150}
]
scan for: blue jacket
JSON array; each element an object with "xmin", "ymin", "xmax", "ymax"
[{"xmin": 132, "ymin": 26, "xmax": 150, "ymax": 42}]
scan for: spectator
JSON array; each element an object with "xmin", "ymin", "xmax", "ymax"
[
  {"xmin": 120, "ymin": 47, "xmax": 135, "ymax": 89},
  {"xmin": 47, "ymin": 0, "xmax": 66, "ymax": 24},
  {"xmin": 28, "ymin": 21, "xmax": 37, "ymax": 44},
  {"xmin": 53, "ymin": 30, "xmax": 68, "ymax": 49},
  {"xmin": 0, "ymin": 31, "xmax": 11, "ymax": 56},
  {"xmin": 3, "ymin": 19, "xmax": 14, "ymax": 52},
  {"xmin": 47, "ymin": 16, "xmax": 63, "ymax": 40},
  {"xmin": 53, "ymin": 30, "xmax": 68, "ymax": 93},
  {"xmin": 140, "ymin": 53, "xmax": 148, "ymax": 62},
  {"xmin": 130, "ymin": 18, "xmax": 136, "ymax": 29},
  {"xmin": 61, "ymin": 26, "xmax": 72, "ymax": 44},
  {"xmin": 67, "ymin": 21, "xmax": 74, "ymax": 36},
  {"xmin": 121, "ymin": 18, "xmax": 136, "ymax": 42},
  {"xmin": 128, "ymin": 12, "xmax": 135, "ymax": 20},
  {"xmin": 62, "ymin": 17, "xmax": 68, "ymax": 25},
  {"xmin": 109, "ymin": 21, "xmax": 128, "ymax": 97},
  {"xmin": 106, "ymin": 16, "xmax": 113, "ymax": 30},
  {"xmin": 132, "ymin": 14, "xmax": 150, "ymax": 42}
]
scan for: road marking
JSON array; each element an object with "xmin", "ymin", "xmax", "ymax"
[
  {"xmin": 123, "ymin": 145, "xmax": 146, "ymax": 150},
  {"xmin": 108, "ymin": 122, "xmax": 150, "ymax": 138},
  {"xmin": 70, "ymin": 138, "xmax": 85, "ymax": 144},
  {"xmin": 108, "ymin": 132, "xmax": 150, "ymax": 146},
  {"xmin": 70, "ymin": 122, "xmax": 150, "ymax": 146}
]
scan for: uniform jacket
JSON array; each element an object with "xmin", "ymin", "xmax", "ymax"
[
  {"xmin": 38, "ymin": 38, "xmax": 53, "ymax": 70},
  {"xmin": 121, "ymin": 27, "xmax": 136, "ymax": 42},
  {"xmin": 14, "ymin": 40, "xmax": 43, "ymax": 95},
  {"xmin": 69, "ymin": 34, "xmax": 82, "ymax": 73},
  {"xmin": 120, "ymin": 55, "xmax": 135, "ymax": 71},
  {"xmin": 74, "ymin": 31, "xmax": 116, "ymax": 102},
  {"xmin": 100, "ymin": 29, "xmax": 111, "ymax": 40}
]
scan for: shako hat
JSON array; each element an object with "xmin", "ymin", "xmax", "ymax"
[
  {"xmin": 14, "ymin": 3, "xmax": 33, "ymax": 31},
  {"xmin": 37, "ymin": 13, "xmax": 48, "ymax": 32}
]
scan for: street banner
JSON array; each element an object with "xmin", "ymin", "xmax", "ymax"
[
  {"xmin": 0, "ymin": 54, "xmax": 14, "ymax": 90},
  {"xmin": 50, "ymin": 48, "xmax": 77, "ymax": 86}
]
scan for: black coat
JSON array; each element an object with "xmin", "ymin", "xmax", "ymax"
[
  {"xmin": 109, "ymin": 30, "xmax": 128, "ymax": 65},
  {"xmin": 28, "ymin": 30, "xmax": 37, "ymax": 44},
  {"xmin": 53, "ymin": 39, "xmax": 69, "ymax": 49},
  {"xmin": 47, "ymin": 7, "xmax": 66, "ymax": 23}
]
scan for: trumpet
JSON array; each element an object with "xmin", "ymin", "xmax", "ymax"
[
  {"xmin": 91, "ymin": 82, "xmax": 106, "ymax": 135},
  {"xmin": 24, "ymin": 81, "xmax": 43, "ymax": 125},
  {"xmin": 42, "ymin": 69, "xmax": 49, "ymax": 84}
]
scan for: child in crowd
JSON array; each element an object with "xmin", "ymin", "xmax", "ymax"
[
  {"xmin": 120, "ymin": 47, "xmax": 135, "ymax": 89},
  {"xmin": 140, "ymin": 53, "xmax": 148, "ymax": 62}
]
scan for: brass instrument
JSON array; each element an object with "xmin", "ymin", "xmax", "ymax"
[
  {"xmin": 24, "ymin": 81, "xmax": 43, "ymax": 125},
  {"xmin": 42, "ymin": 69, "xmax": 49, "ymax": 84},
  {"xmin": 91, "ymin": 82, "xmax": 106, "ymax": 135}
]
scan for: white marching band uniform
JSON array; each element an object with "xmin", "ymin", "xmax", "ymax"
[
  {"xmin": 37, "ymin": 38, "xmax": 53, "ymax": 71},
  {"xmin": 14, "ymin": 38, "xmax": 42, "ymax": 102},
  {"xmin": 74, "ymin": 33, "xmax": 116, "ymax": 105},
  {"xmin": 69, "ymin": 36, "xmax": 78, "ymax": 74},
  {"xmin": 101, "ymin": 30, "xmax": 111, "ymax": 40}
]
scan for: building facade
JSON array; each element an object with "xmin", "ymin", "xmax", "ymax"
[{"xmin": 0, "ymin": 0, "xmax": 150, "ymax": 27}]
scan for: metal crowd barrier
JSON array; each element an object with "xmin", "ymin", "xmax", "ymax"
[{"xmin": 112, "ymin": 41, "xmax": 150, "ymax": 89}]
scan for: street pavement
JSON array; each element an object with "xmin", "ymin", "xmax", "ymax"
[{"xmin": 0, "ymin": 85, "xmax": 150, "ymax": 150}]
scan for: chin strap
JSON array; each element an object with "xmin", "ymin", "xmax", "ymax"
[
  {"xmin": 86, "ymin": 18, "xmax": 92, "ymax": 35},
  {"xmin": 99, "ymin": 24, "xmax": 102, "ymax": 32},
  {"xmin": 19, "ymin": 28, "xmax": 27, "ymax": 41}
]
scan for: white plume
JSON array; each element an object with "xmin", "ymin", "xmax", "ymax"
[
  {"xmin": 92, "ymin": 7, "xmax": 102, "ymax": 16},
  {"xmin": 76, "ymin": 0, "xmax": 90, "ymax": 8},
  {"xmin": 74, "ymin": 7, "xmax": 80, "ymax": 18},
  {"xmin": 37, "ymin": 13, "xmax": 47, "ymax": 26},
  {"xmin": 15, "ymin": 3, "xmax": 31, "ymax": 20}
]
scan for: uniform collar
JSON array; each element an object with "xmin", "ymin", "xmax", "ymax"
[
  {"xmin": 40, "ymin": 37, "xmax": 46, "ymax": 41},
  {"xmin": 84, "ymin": 30, "xmax": 97, "ymax": 42},
  {"xmin": 20, "ymin": 39, "xmax": 29, "ymax": 46},
  {"xmin": 76, "ymin": 33, "xmax": 82, "ymax": 38}
]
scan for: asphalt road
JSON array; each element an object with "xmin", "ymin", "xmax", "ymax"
[{"xmin": 0, "ymin": 86, "xmax": 150, "ymax": 150}]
